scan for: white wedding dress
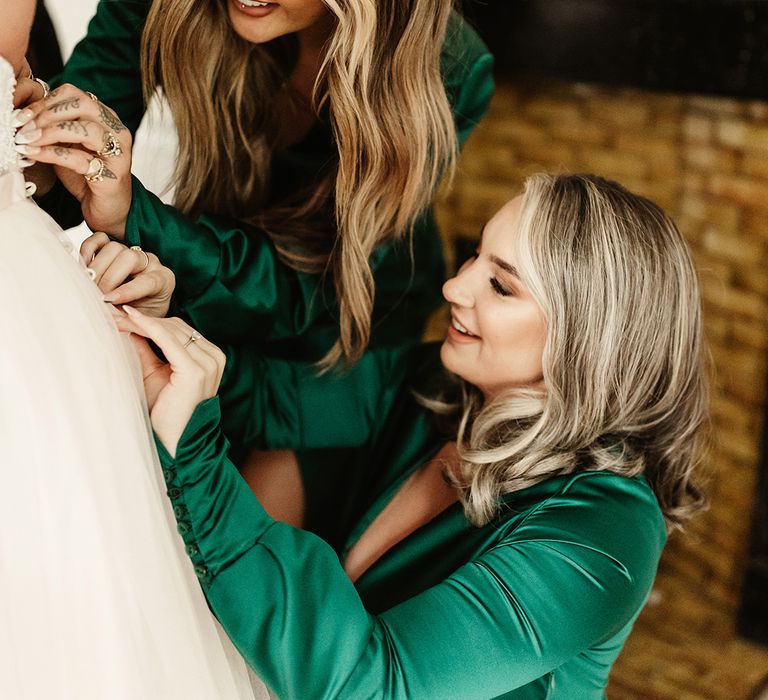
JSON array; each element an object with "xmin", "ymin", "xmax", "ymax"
[{"xmin": 0, "ymin": 57, "xmax": 269, "ymax": 700}]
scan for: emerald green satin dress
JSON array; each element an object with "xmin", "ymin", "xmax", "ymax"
[
  {"xmin": 159, "ymin": 346, "xmax": 667, "ymax": 699},
  {"xmin": 50, "ymin": 2, "xmax": 495, "ymax": 454}
]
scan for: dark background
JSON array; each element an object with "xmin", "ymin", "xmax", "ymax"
[{"xmin": 465, "ymin": 0, "xmax": 768, "ymax": 99}]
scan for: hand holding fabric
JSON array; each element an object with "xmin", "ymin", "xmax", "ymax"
[
  {"xmin": 82, "ymin": 232, "xmax": 175, "ymax": 316},
  {"xmin": 17, "ymin": 84, "xmax": 132, "ymax": 237},
  {"xmin": 115, "ymin": 307, "xmax": 226, "ymax": 458}
]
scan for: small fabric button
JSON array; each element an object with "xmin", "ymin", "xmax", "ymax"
[
  {"xmin": 194, "ymin": 564, "xmax": 210, "ymax": 581},
  {"xmin": 167, "ymin": 486, "xmax": 182, "ymax": 499},
  {"xmin": 185, "ymin": 544, "xmax": 200, "ymax": 557},
  {"xmin": 176, "ymin": 521, "xmax": 192, "ymax": 535},
  {"xmin": 173, "ymin": 504, "xmax": 188, "ymax": 519},
  {"xmin": 163, "ymin": 468, "xmax": 177, "ymax": 484}
]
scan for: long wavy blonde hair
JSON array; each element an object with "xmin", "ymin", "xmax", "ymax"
[
  {"xmin": 430, "ymin": 174, "xmax": 709, "ymax": 529},
  {"xmin": 141, "ymin": 0, "xmax": 457, "ymax": 366}
]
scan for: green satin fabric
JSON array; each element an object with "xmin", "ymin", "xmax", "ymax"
[
  {"xmin": 158, "ymin": 346, "xmax": 667, "ymax": 699},
  {"xmin": 54, "ymin": 1, "xmax": 495, "ymax": 453}
]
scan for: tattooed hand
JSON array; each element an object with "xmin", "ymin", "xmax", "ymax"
[{"xmin": 18, "ymin": 84, "xmax": 133, "ymax": 239}]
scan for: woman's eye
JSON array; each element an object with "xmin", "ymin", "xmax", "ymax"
[{"xmin": 490, "ymin": 277, "xmax": 513, "ymax": 297}]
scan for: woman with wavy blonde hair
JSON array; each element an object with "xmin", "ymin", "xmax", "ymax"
[
  {"xmin": 23, "ymin": 0, "xmax": 494, "ymax": 453},
  {"xmin": 112, "ymin": 172, "xmax": 708, "ymax": 698}
]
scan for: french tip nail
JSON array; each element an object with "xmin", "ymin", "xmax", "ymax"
[
  {"xmin": 15, "ymin": 144, "xmax": 40, "ymax": 155},
  {"xmin": 17, "ymin": 119, "xmax": 38, "ymax": 135},
  {"xmin": 14, "ymin": 129, "xmax": 42, "ymax": 145},
  {"xmin": 17, "ymin": 158, "xmax": 35, "ymax": 168},
  {"xmin": 122, "ymin": 304, "xmax": 137, "ymax": 316},
  {"xmin": 11, "ymin": 109, "xmax": 34, "ymax": 128}
]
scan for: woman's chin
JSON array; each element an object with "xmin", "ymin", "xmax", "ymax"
[{"xmin": 439, "ymin": 338, "xmax": 467, "ymax": 381}]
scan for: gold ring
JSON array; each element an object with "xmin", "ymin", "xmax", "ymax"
[
  {"xmin": 183, "ymin": 330, "xmax": 203, "ymax": 348},
  {"xmin": 84, "ymin": 157, "xmax": 106, "ymax": 182},
  {"xmin": 130, "ymin": 245, "xmax": 150, "ymax": 272},
  {"xmin": 98, "ymin": 131, "xmax": 122, "ymax": 158}
]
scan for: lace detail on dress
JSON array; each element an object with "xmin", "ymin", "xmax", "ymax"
[{"xmin": 0, "ymin": 57, "xmax": 17, "ymax": 177}]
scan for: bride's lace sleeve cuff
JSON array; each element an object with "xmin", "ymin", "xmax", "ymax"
[{"xmin": 155, "ymin": 397, "xmax": 274, "ymax": 587}]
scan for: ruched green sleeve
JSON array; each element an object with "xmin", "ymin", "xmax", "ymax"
[
  {"xmin": 124, "ymin": 177, "xmax": 446, "ymax": 353},
  {"xmin": 158, "ymin": 399, "xmax": 666, "ymax": 700}
]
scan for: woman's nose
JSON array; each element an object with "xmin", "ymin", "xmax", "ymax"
[{"xmin": 442, "ymin": 265, "xmax": 475, "ymax": 308}]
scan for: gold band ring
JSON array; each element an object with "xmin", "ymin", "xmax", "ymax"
[
  {"xmin": 130, "ymin": 245, "xmax": 150, "ymax": 273},
  {"xmin": 183, "ymin": 330, "xmax": 204, "ymax": 348}
]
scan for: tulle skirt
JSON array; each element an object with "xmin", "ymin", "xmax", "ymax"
[{"xmin": 0, "ymin": 170, "xmax": 268, "ymax": 700}]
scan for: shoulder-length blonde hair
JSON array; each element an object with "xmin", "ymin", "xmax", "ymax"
[
  {"xmin": 141, "ymin": 0, "xmax": 458, "ymax": 366},
  {"xmin": 433, "ymin": 173, "xmax": 708, "ymax": 529}
]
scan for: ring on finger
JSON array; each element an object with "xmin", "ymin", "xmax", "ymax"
[
  {"xmin": 130, "ymin": 245, "xmax": 150, "ymax": 273},
  {"xmin": 86, "ymin": 91, "xmax": 99, "ymax": 103},
  {"xmin": 183, "ymin": 330, "xmax": 204, "ymax": 348},
  {"xmin": 84, "ymin": 157, "xmax": 106, "ymax": 182},
  {"xmin": 34, "ymin": 78, "xmax": 51, "ymax": 99},
  {"xmin": 98, "ymin": 131, "xmax": 122, "ymax": 158}
]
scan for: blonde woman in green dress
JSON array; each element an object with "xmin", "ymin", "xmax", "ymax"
[{"xmin": 116, "ymin": 173, "xmax": 708, "ymax": 699}]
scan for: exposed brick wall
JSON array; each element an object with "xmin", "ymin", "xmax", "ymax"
[{"xmin": 434, "ymin": 80, "xmax": 768, "ymax": 664}]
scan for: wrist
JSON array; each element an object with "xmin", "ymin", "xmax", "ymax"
[
  {"xmin": 154, "ymin": 397, "xmax": 223, "ymax": 465},
  {"xmin": 84, "ymin": 187, "xmax": 131, "ymax": 240}
]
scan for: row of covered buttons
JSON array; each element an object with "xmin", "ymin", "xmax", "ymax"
[{"xmin": 162, "ymin": 464, "xmax": 212, "ymax": 585}]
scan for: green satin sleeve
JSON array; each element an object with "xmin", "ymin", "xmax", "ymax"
[
  {"xmin": 124, "ymin": 177, "xmax": 446, "ymax": 354},
  {"xmin": 123, "ymin": 175, "xmax": 326, "ymax": 347},
  {"xmin": 159, "ymin": 399, "xmax": 665, "ymax": 700}
]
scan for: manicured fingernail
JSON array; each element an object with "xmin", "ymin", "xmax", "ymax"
[
  {"xmin": 17, "ymin": 119, "xmax": 38, "ymax": 135},
  {"xmin": 11, "ymin": 109, "xmax": 34, "ymax": 127},
  {"xmin": 17, "ymin": 158, "xmax": 34, "ymax": 168},
  {"xmin": 103, "ymin": 293, "xmax": 117, "ymax": 303},
  {"xmin": 15, "ymin": 144, "xmax": 40, "ymax": 155},
  {"xmin": 14, "ymin": 128, "xmax": 42, "ymax": 145},
  {"xmin": 122, "ymin": 304, "xmax": 139, "ymax": 316}
]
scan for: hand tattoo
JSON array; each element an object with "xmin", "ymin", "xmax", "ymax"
[
  {"xmin": 50, "ymin": 97, "xmax": 80, "ymax": 113},
  {"xmin": 98, "ymin": 104, "xmax": 125, "ymax": 133},
  {"xmin": 102, "ymin": 167, "xmax": 118, "ymax": 180},
  {"xmin": 53, "ymin": 146, "xmax": 70, "ymax": 159},
  {"xmin": 56, "ymin": 121, "xmax": 89, "ymax": 137}
]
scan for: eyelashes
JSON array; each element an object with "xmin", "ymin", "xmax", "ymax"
[{"xmin": 490, "ymin": 277, "xmax": 513, "ymax": 297}]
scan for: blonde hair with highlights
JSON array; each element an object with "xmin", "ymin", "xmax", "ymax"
[
  {"xmin": 141, "ymin": 0, "xmax": 457, "ymax": 366},
  {"xmin": 434, "ymin": 174, "xmax": 708, "ymax": 529}
]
